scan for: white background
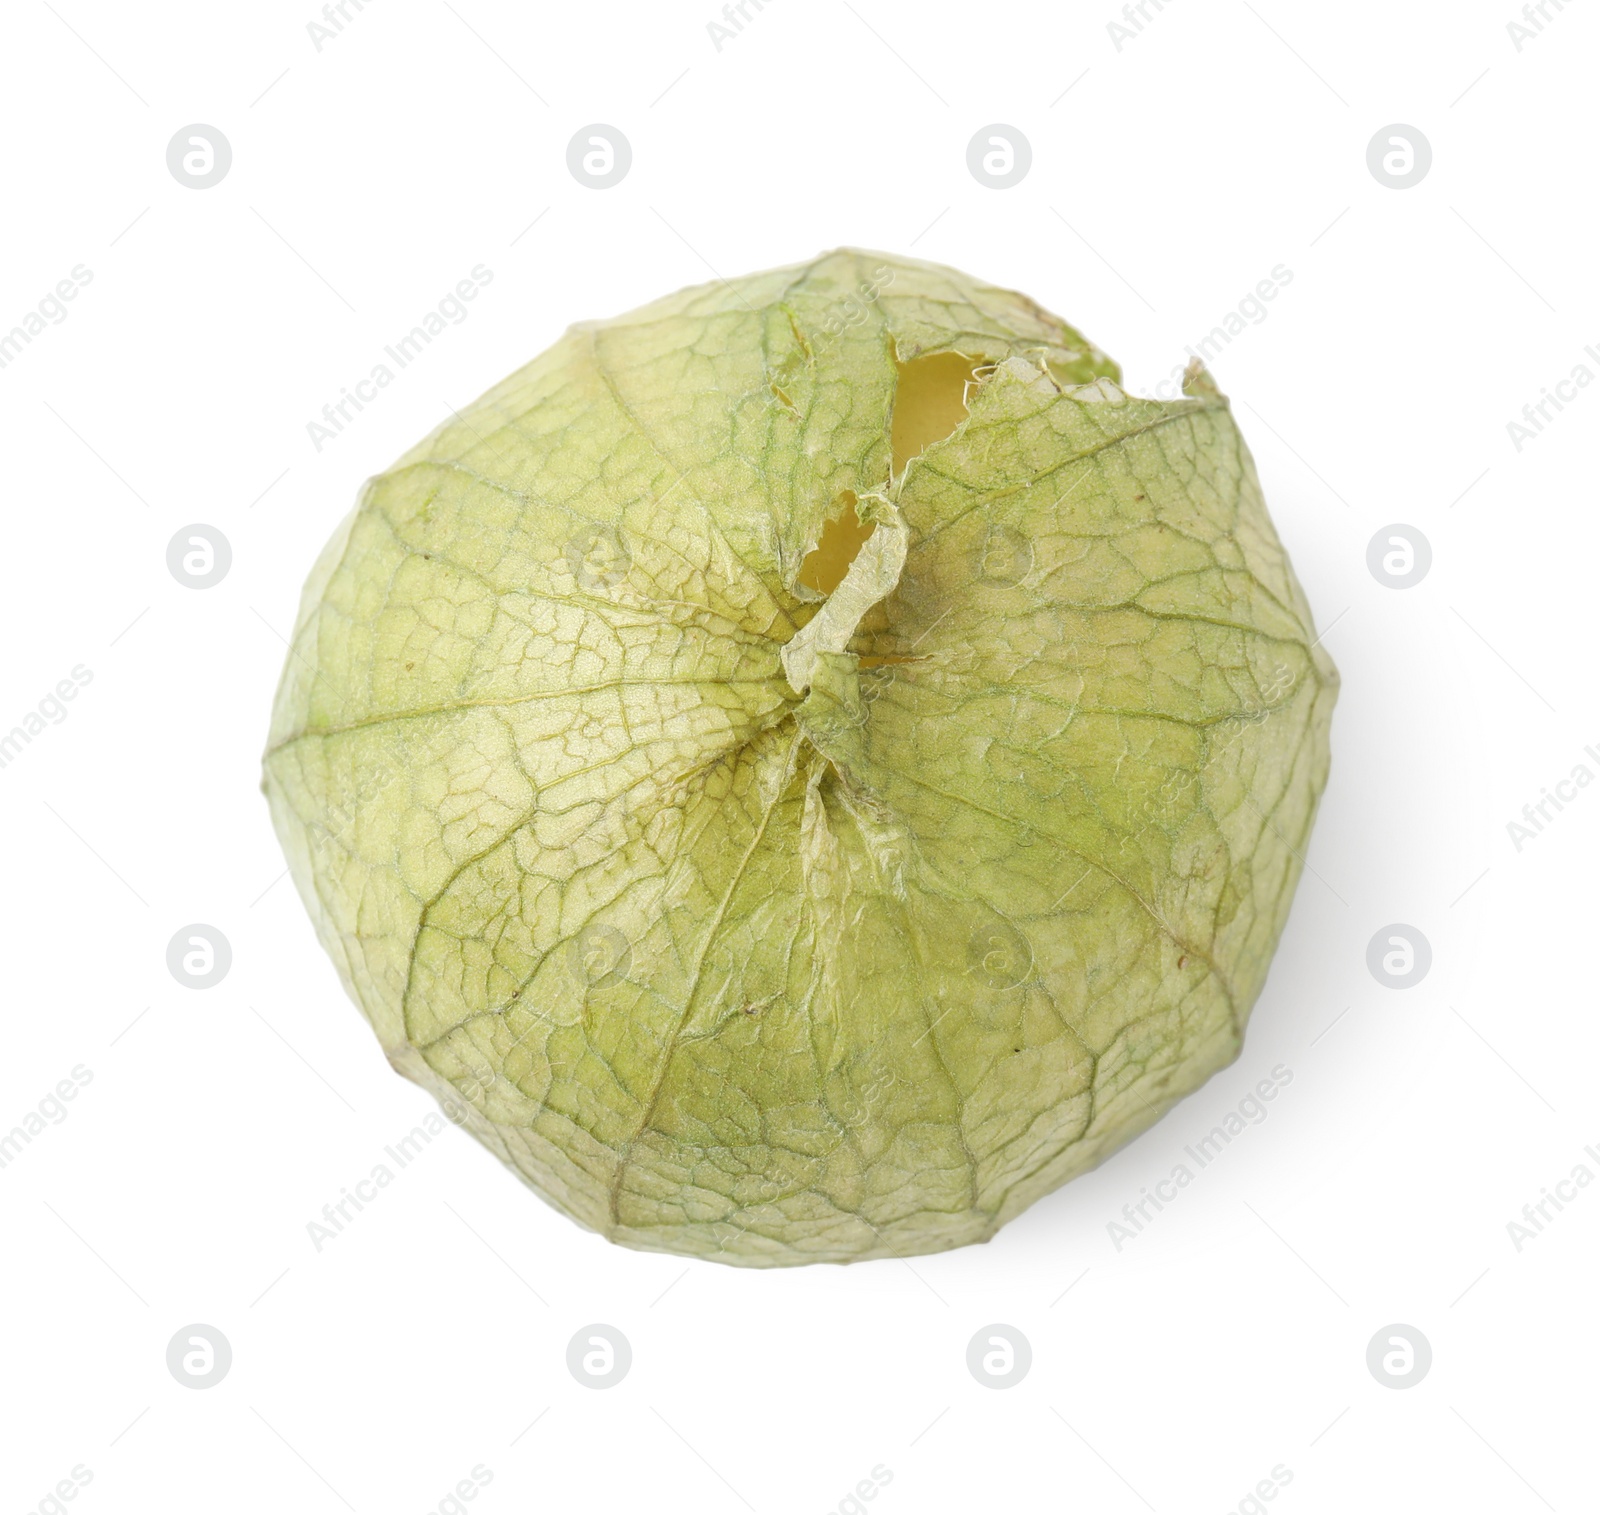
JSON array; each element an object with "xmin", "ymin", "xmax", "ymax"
[{"xmin": 2, "ymin": 1, "xmax": 1596, "ymax": 1511}]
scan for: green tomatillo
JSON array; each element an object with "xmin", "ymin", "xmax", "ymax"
[{"xmin": 264, "ymin": 250, "xmax": 1337, "ymax": 1266}]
